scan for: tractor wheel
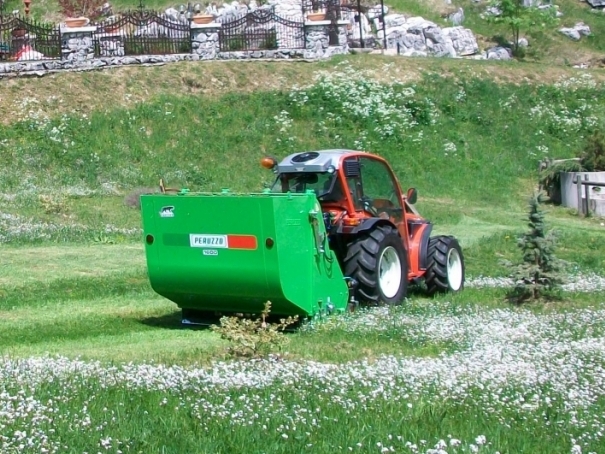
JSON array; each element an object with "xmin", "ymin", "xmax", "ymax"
[
  {"xmin": 344, "ymin": 224, "xmax": 408, "ymax": 305},
  {"xmin": 425, "ymin": 235, "xmax": 465, "ymax": 295}
]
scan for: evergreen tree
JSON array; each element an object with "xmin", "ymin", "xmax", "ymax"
[{"xmin": 505, "ymin": 192, "xmax": 566, "ymax": 304}]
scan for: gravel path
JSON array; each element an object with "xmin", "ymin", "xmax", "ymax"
[{"xmin": 466, "ymin": 273, "xmax": 605, "ymax": 292}]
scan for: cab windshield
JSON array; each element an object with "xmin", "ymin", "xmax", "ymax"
[{"xmin": 271, "ymin": 172, "xmax": 338, "ymax": 200}]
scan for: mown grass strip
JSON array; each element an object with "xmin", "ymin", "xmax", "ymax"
[
  {"xmin": 0, "ymin": 243, "xmax": 145, "ymax": 285},
  {"xmin": 0, "ymin": 272, "xmax": 153, "ymax": 310}
]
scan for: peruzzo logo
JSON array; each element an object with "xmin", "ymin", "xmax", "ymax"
[
  {"xmin": 159, "ymin": 206, "xmax": 175, "ymax": 218},
  {"xmin": 190, "ymin": 234, "xmax": 228, "ymax": 248}
]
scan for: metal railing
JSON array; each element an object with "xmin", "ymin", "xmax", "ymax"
[
  {"xmin": 0, "ymin": 16, "xmax": 61, "ymax": 61},
  {"xmin": 218, "ymin": 9, "xmax": 304, "ymax": 52},
  {"xmin": 92, "ymin": 10, "xmax": 192, "ymax": 58}
]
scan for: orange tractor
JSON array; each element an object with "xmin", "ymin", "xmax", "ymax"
[{"xmin": 261, "ymin": 149, "xmax": 465, "ymax": 305}]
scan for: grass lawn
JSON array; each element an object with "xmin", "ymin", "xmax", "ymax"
[{"xmin": 1, "ymin": 56, "xmax": 605, "ymax": 452}]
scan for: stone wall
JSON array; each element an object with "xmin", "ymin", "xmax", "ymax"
[{"xmin": 0, "ymin": 52, "xmax": 296, "ymax": 78}]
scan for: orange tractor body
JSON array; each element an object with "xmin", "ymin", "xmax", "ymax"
[{"xmin": 263, "ymin": 149, "xmax": 465, "ymax": 304}]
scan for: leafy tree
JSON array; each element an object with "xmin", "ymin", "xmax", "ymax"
[
  {"xmin": 504, "ymin": 192, "xmax": 565, "ymax": 304},
  {"xmin": 57, "ymin": 0, "xmax": 107, "ymax": 20},
  {"xmin": 485, "ymin": 0, "xmax": 559, "ymax": 54},
  {"xmin": 579, "ymin": 129, "xmax": 605, "ymax": 172}
]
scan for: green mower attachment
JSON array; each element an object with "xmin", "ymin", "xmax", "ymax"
[{"xmin": 141, "ymin": 190, "xmax": 350, "ymax": 324}]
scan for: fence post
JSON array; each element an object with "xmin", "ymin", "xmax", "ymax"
[
  {"xmin": 356, "ymin": 0, "xmax": 363, "ymax": 48},
  {"xmin": 60, "ymin": 22, "xmax": 97, "ymax": 61},
  {"xmin": 304, "ymin": 19, "xmax": 330, "ymax": 59},
  {"xmin": 584, "ymin": 174, "xmax": 591, "ymax": 216},
  {"xmin": 191, "ymin": 20, "xmax": 221, "ymax": 60},
  {"xmin": 379, "ymin": 0, "xmax": 387, "ymax": 50},
  {"xmin": 574, "ymin": 173, "xmax": 584, "ymax": 216},
  {"xmin": 188, "ymin": 15, "xmax": 193, "ymax": 54}
]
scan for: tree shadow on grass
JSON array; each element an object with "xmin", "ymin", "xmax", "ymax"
[{"xmin": 491, "ymin": 34, "xmax": 511, "ymax": 47}]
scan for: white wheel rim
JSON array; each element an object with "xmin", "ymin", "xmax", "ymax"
[
  {"xmin": 378, "ymin": 246, "xmax": 402, "ymax": 299},
  {"xmin": 446, "ymin": 248, "xmax": 463, "ymax": 291}
]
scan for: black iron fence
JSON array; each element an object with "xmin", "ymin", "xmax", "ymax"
[
  {"xmin": 0, "ymin": 16, "xmax": 61, "ymax": 61},
  {"xmin": 218, "ymin": 10, "xmax": 304, "ymax": 52},
  {"xmin": 92, "ymin": 10, "xmax": 192, "ymax": 58}
]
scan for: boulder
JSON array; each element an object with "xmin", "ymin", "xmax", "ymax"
[
  {"xmin": 405, "ymin": 16, "xmax": 438, "ymax": 31},
  {"xmin": 384, "ymin": 14, "xmax": 407, "ymax": 28},
  {"xmin": 574, "ymin": 22, "xmax": 591, "ymax": 36},
  {"xmin": 448, "ymin": 7, "xmax": 465, "ymax": 25},
  {"xmin": 442, "ymin": 26, "xmax": 479, "ymax": 56},
  {"xmin": 486, "ymin": 46, "xmax": 511, "ymax": 60},
  {"xmin": 423, "ymin": 25, "xmax": 446, "ymax": 43},
  {"xmin": 538, "ymin": 4, "xmax": 563, "ymax": 17},
  {"xmin": 559, "ymin": 27, "xmax": 581, "ymax": 40}
]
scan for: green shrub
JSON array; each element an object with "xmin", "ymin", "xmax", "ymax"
[
  {"xmin": 210, "ymin": 301, "xmax": 298, "ymax": 358},
  {"xmin": 579, "ymin": 129, "xmax": 605, "ymax": 172}
]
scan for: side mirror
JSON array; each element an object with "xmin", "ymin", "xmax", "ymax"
[{"xmin": 406, "ymin": 187, "xmax": 418, "ymax": 205}]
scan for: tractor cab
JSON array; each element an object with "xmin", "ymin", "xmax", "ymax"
[{"xmin": 263, "ymin": 150, "xmax": 419, "ymax": 234}]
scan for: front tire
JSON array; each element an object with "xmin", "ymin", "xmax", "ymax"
[
  {"xmin": 344, "ymin": 224, "xmax": 408, "ymax": 305},
  {"xmin": 425, "ymin": 235, "xmax": 465, "ymax": 295}
]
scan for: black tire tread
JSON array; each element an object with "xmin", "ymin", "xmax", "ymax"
[
  {"xmin": 343, "ymin": 224, "xmax": 407, "ymax": 303},
  {"xmin": 425, "ymin": 235, "xmax": 464, "ymax": 295}
]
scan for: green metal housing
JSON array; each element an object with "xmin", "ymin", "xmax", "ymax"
[{"xmin": 141, "ymin": 190, "xmax": 349, "ymax": 318}]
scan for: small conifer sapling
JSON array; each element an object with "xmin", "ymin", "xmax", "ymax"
[{"xmin": 505, "ymin": 192, "xmax": 565, "ymax": 303}]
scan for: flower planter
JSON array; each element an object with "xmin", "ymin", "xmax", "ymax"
[
  {"xmin": 103, "ymin": 24, "xmax": 121, "ymax": 33},
  {"xmin": 307, "ymin": 12, "xmax": 326, "ymax": 21},
  {"xmin": 65, "ymin": 17, "xmax": 90, "ymax": 28},
  {"xmin": 12, "ymin": 28, "xmax": 27, "ymax": 38},
  {"xmin": 192, "ymin": 14, "xmax": 214, "ymax": 24}
]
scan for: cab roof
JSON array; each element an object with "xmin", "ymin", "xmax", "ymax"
[{"xmin": 277, "ymin": 149, "xmax": 365, "ymax": 173}]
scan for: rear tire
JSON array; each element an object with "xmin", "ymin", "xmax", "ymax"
[
  {"xmin": 344, "ymin": 224, "xmax": 408, "ymax": 305},
  {"xmin": 425, "ymin": 235, "xmax": 465, "ymax": 295}
]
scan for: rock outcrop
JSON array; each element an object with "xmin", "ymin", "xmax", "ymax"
[
  {"xmin": 559, "ymin": 22, "xmax": 592, "ymax": 40},
  {"xmin": 380, "ymin": 14, "xmax": 479, "ymax": 57}
]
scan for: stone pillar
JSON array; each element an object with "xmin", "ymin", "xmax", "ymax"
[
  {"xmin": 60, "ymin": 25, "xmax": 97, "ymax": 61},
  {"xmin": 304, "ymin": 20, "xmax": 350, "ymax": 59},
  {"xmin": 303, "ymin": 20, "xmax": 330, "ymax": 59},
  {"xmin": 191, "ymin": 22, "xmax": 221, "ymax": 60}
]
